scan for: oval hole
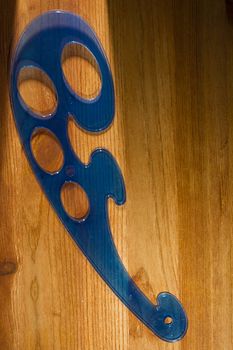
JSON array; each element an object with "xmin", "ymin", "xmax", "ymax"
[
  {"xmin": 61, "ymin": 182, "xmax": 90, "ymax": 220},
  {"xmin": 18, "ymin": 66, "xmax": 57, "ymax": 117},
  {"xmin": 62, "ymin": 43, "xmax": 102, "ymax": 100},
  {"xmin": 31, "ymin": 128, "xmax": 64, "ymax": 174}
]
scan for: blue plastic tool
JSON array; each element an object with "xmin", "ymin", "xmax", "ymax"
[{"xmin": 10, "ymin": 11, "xmax": 188, "ymax": 342}]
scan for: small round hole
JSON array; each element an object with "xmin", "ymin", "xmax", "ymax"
[
  {"xmin": 164, "ymin": 316, "xmax": 173, "ymax": 325},
  {"xmin": 31, "ymin": 128, "xmax": 64, "ymax": 174},
  {"xmin": 62, "ymin": 43, "xmax": 102, "ymax": 100},
  {"xmin": 18, "ymin": 66, "xmax": 57, "ymax": 117},
  {"xmin": 61, "ymin": 182, "xmax": 90, "ymax": 220}
]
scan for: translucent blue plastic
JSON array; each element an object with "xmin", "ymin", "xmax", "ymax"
[{"xmin": 10, "ymin": 11, "xmax": 188, "ymax": 342}]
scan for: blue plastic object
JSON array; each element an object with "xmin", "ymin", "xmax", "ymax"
[{"xmin": 10, "ymin": 11, "xmax": 188, "ymax": 342}]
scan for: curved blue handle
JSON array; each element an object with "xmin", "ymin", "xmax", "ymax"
[{"xmin": 10, "ymin": 11, "xmax": 188, "ymax": 342}]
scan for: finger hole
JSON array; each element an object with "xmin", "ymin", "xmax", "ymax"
[
  {"xmin": 31, "ymin": 128, "xmax": 64, "ymax": 174},
  {"xmin": 61, "ymin": 182, "xmax": 90, "ymax": 221},
  {"xmin": 17, "ymin": 66, "xmax": 57, "ymax": 117},
  {"xmin": 62, "ymin": 43, "xmax": 102, "ymax": 100}
]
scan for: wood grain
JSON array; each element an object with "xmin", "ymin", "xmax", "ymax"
[{"xmin": 0, "ymin": 0, "xmax": 233, "ymax": 348}]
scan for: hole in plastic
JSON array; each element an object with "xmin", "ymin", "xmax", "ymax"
[
  {"xmin": 17, "ymin": 66, "xmax": 57, "ymax": 117},
  {"xmin": 31, "ymin": 128, "xmax": 64, "ymax": 174},
  {"xmin": 61, "ymin": 182, "xmax": 90, "ymax": 220},
  {"xmin": 62, "ymin": 43, "xmax": 102, "ymax": 100},
  {"xmin": 164, "ymin": 316, "xmax": 173, "ymax": 325}
]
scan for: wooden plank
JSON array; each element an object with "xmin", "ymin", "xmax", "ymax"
[
  {"xmin": 0, "ymin": 0, "xmax": 233, "ymax": 348},
  {"xmin": 2, "ymin": 1, "xmax": 128, "ymax": 349}
]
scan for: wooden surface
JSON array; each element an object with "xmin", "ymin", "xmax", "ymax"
[{"xmin": 1, "ymin": 0, "xmax": 233, "ymax": 348}]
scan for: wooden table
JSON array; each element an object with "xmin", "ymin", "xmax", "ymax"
[{"xmin": 0, "ymin": 0, "xmax": 233, "ymax": 349}]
